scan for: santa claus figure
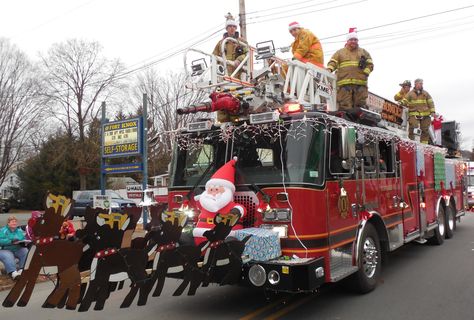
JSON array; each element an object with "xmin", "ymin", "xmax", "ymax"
[
  {"xmin": 432, "ymin": 113, "xmax": 443, "ymax": 146},
  {"xmin": 193, "ymin": 157, "xmax": 246, "ymax": 245}
]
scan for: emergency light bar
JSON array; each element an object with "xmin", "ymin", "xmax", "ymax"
[
  {"xmin": 249, "ymin": 111, "xmax": 280, "ymax": 124},
  {"xmin": 187, "ymin": 120, "xmax": 212, "ymax": 132}
]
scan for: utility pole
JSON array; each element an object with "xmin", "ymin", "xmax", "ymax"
[{"xmin": 239, "ymin": 0, "xmax": 247, "ymax": 40}]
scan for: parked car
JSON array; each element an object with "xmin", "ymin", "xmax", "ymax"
[
  {"xmin": 72, "ymin": 190, "xmax": 137, "ymax": 218},
  {"xmin": 0, "ymin": 200, "xmax": 10, "ymax": 213}
]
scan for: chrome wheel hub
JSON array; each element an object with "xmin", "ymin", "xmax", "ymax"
[
  {"xmin": 438, "ymin": 210, "xmax": 445, "ymax": 236},
  {"xmin": 362, "ymin": 237, "xmax": 378, "ymax": 278}
]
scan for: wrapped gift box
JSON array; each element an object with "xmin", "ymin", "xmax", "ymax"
[{"xmin": 234, "ymin": 228, "xmax": 281, "ymax": 262}]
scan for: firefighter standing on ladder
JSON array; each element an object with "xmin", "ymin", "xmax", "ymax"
[
  {"xmin": 213, "ymin": 13, "xmax": 248, "ymax": 78},
  {"xmin": 402, "ymin": 78, "xmax": 436, "ymax": 143},
  {"xmin": 288, "ymin": 22, "xmax": 324, "ymax": 67},
  {"xmin": 326, "ymin": 27, "xmax": 374, "ymax": 111}
]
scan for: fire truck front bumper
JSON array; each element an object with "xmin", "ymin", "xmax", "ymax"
[{"xmin": 242, "ymin": 257, "xmax": 325, "ymax": 292}]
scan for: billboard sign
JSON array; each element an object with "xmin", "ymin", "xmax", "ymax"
[{"xmin": 102, "ymin": 118, "xmax": 142, "ymax": 158}]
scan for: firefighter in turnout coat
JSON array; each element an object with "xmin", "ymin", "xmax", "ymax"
[
  {"xmin": 402, "ymin": 78, "xmax": 436, "ymax": 143},
  {"xmin": 288, "ymin": 22, "xmax": 324, "ymax": 67},
  {"xmin": 327, "ymin": 27, "xmax": 374, "ymax": 110}
]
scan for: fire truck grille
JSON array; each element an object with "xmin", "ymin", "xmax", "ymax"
[{"xmin": 234, "ymin": 191, "xmax": 259, "ymax": 228}]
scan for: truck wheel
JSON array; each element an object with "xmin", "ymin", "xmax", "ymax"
[
  {"xmin": 428, "ymin": 205, "xmax": 445, "ymax": 245},
  {"xmin": 349, "ymin": 223, "xmax": 381, "ymax": 294},
  {"xmin": 445, "ymin": 205, "xmax": 455, "ymax": 239}
]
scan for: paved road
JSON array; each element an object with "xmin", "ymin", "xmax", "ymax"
[{"xmin": 0, "ymin": 213, "xmax": 473, "ymax": 320}]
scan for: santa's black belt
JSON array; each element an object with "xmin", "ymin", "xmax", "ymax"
[{"xmin": 199, "ymin": 218, "xmax": 242, "ymax": 225}]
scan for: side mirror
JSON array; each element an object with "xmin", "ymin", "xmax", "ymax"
[{"xmin": 340, "ymin": 127, "xmax": 356, "ymax": 160}]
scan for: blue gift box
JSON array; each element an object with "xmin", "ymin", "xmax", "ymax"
[{"xmin": 234, "ymin": 228, "xmax": 281, "ymax": 262}]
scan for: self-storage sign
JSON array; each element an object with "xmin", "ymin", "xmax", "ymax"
[{"xmin": 102, "ymin": 118, "xmax": 142, "ymax": 158}]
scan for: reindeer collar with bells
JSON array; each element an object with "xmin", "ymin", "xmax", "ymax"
[
  {"xmin": 95, "ymin": 248, "xmax": 118, "ymax": 258},
  {"xmin": 36, "ymin": 237, "xmax": 54, "ymax": 245},
  {"xmin": 155, "ymin": 242, "xmax": 177, "ymax": 252},
  {"xmin": 210, "ymin": 240, "xmax": 224, "ymax": 248}
]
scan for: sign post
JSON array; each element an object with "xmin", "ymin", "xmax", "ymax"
[{"xmin": 100, "ymin": 93, "xmax": 149, "ymax": 226}]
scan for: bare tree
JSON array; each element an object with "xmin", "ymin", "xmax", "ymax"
[
  {"xmin": 41, "ymin": 39, "xmax": 125, "ymax": 189},
  {"xmin": 0, "ymin": 38, "xmax": 44, "ymax": 187},
  {"xmin": 131, "ymin": 69, "xmax": 206, "ymax": 176}
]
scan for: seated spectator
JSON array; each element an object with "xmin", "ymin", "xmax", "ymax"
[
  {"xmin": 59, "ymin": 219, "xmax": 76, "ymax": 240},
  {"xmin": 0, "ymin": 215, "xmax": 28, "ymax": 280},
  {"xmin": 25, "ymin": 211, "xmax": 43, "ymax": 242}
]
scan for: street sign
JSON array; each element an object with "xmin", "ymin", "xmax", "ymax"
[
  {"xmin": 93, "ymin": 195, "xmax": 111, "ymax": 211},
  {"xmin": 103, "ymin": 163, "xmax": 143, "ymax": 174},
  {"xmin": 102, "ymin": 118, "xmax": 142, "ymax": 158}
]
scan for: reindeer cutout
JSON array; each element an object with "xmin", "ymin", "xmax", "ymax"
[
  {"xmin": 201, "ymin": 211, "xmax": 252, "ymax": 287},
  {"xmin": 3, "ymin": 194, "xmax": 83, "ymax": 310},
  {"xmin": 78, "ymin": 213, "xmax": 149, "ymax": 312},
  {"xmin": 136, "ymin": 208, "xmax": 204, "ymax": 300}
]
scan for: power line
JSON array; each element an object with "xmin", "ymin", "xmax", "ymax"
[
  {"xmin": 245, "ymin": 0, "xmax": 328, "ymax": 15},
  {"xmin": 245, "ymin": 0, "xmax": 339, "ymax": 20},
  {"xmin": 247, "ymin": 0, "xmax": 367, "ymax": 25}
]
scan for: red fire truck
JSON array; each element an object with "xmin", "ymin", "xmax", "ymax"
[{"xmin": 166, "ymin": 42, "xmax": 468, "ymax": 294}]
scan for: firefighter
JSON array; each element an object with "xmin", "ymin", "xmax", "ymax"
[
  {"xmin": 402, "ymin": 78, "xmax": 436, "ymax": 143},
  {"xmin": 288, "ymin": 22, "xmax": 324, "ymax": 67},
  {"xmin": 394, "ymin": 80, "xmax": 411, "ymax": 106},
  {"xmin": 212, "ymin": 13, "xmax": 248, "ymax": 78},
  {"xmin": 327, "ymin": 28, "xmax": 374, "ymax": 111}
]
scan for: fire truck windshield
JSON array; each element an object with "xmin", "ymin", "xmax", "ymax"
[{"xmin": 170, "ymin": 120, "xmax": 325, "ymax": 188}]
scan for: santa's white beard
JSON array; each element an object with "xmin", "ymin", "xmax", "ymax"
[{"xmin": 199, "ymin": 187, "xmax": 233, "ymax": 213}]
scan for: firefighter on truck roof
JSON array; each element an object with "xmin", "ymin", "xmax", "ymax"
[
  {"xmin": 288, "ymin": 21, "xmax": 324, "ymax": 67},
  {"xmin": 326, "ymin": 27, "xmax": 374, "ymax": 111},
  {"xmin": 394, "ymin": 80, "xmax": 411, "ymax": 106},
  {"xmin": 402, "ymin": 78, "xmax": 436, "ymax": 144},
  {"xmin": 212, "ymin": 13, "xmax": 248, "ymax": 78}
]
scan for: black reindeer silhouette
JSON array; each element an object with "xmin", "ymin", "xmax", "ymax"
[
  {"xmin": 78, "ymin": 213, "xmax": 149, "ymax": 312},
  {"xmin": 201, "ymin": 211, "xmax": 251, "ymax": 287},
  {"xmin": 124, "ymin": 208, "xmax": 204, "ymax": 305}
]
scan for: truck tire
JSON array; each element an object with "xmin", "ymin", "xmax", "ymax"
[
  {"xmin": 348, "ymin": 223, "xmax": 381, "ymax": 294},
  {"xmin": 445, "ymin": 205, "xmax": 455, "ymax": 239},
  {"xmin": 428, "ymin": 205, "xmax": 445, "ymax": 245}
]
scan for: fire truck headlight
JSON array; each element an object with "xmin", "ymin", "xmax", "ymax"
[
  {"xmin": 248, "ymin": 264, "xmax": 266, "ymax": 287},
  {"xmin": 263, "ymin": 208, "xmax": 291, "ymax": 222},
  {"xmin": 268, "ymin": 270, "xmax": 280, "ymax": 285},
  {"xmin": 260, "ymin": 224, "xmax": 288, "ymax": 238}
]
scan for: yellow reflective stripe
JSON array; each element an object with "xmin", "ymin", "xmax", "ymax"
[
  {"xmin": 363, "ymin": 67, "xmax": 371, "ymax": 75},
  {"xmin": 409, "ymin": 111, "xmax": 431, "ymax": 116},
  {"xmin": 339, "ymin": 61, "xmax": 359, "ymax": 68},
  {"xmin": 329, "ymin": 59, "xmax": 338, "ymax": 64},
  {"xmin": 338, "ymin": 78, "xmax": 367, "ymax": 86},
  {"xmin": 366, "ymin": 59, "xmax": 373, "ymax": 63}
]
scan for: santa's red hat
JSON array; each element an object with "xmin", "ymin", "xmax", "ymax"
[
  {"xmin": 288, "ymin": 21, "xmax": 301, "ymax": 31},
  {"xmin": 206, "ymin": 158, "xmax": 237, "ymax": 192},
  {"xmin": 347, "ymin": 27, "xmax": 358, "ymax": 40}
]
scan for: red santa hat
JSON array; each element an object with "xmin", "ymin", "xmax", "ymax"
[
  {"xmin": 347, "ymin": 27, "xmax": 358, "ymax": 40},
  {"xmin": 288, "ymin": 21, "xmax": 301, "ymax": 31},
  {"xmin": 205, "ymin": 157, "xmax": 237, "ymax": 192}
]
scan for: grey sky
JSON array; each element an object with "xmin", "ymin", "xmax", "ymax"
[{"xmin": 2, "ymin": 0, "xmax": 474, "ymax": 148}]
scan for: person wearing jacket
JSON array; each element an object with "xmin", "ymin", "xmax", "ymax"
[
  {"xmin": 402, "ymin": 78, "xmax": 436, "ymax": 143},
  {"xmin": 0, "ymin": 215, "xmax": 28, "ymax": 279},
  {"xmin": 394, "ymin": 80, "xmax": 411, "ymax": 105},
  {"xmin": 327, "ymin": 27, "xmax": 374, "ymax": 110},
  {"xmin": 212, "ymin": 13, "xmax": 248, "ymax": 78},
  {"xmin": 288, "ymin": 22, "xmax": 324, "ymax": 67}
]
